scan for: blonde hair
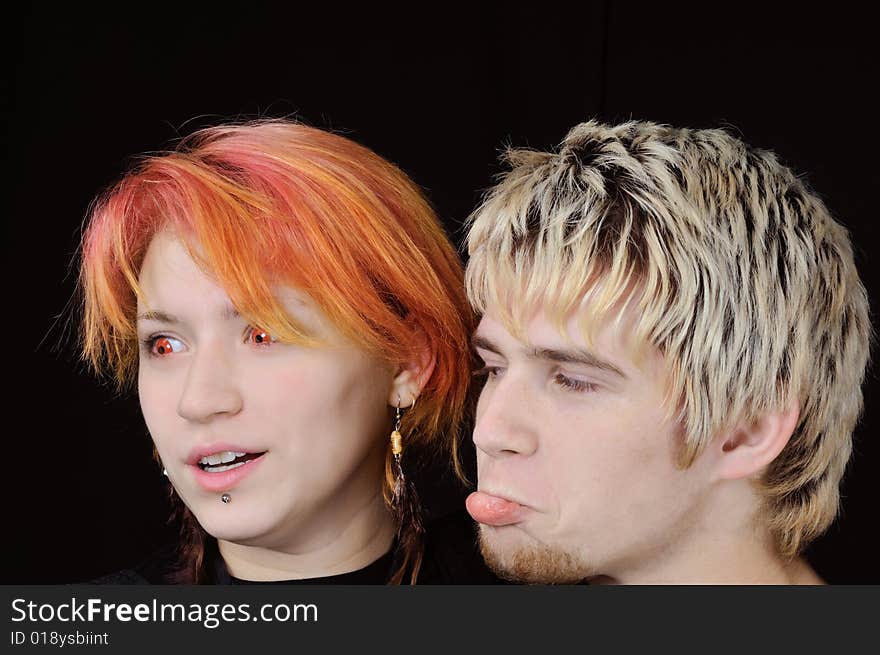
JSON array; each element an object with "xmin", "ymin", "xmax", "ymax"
[{"xmin": 466, "ymin": 120, "xmax": 871, "ymax": 557}]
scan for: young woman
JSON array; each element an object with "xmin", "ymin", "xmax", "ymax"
[{"xmin": 79, "ymin": 120, "xmax": 493, "ymax": 584}]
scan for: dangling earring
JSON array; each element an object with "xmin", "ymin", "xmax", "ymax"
[
  {"xmin": 390, "ymin": 395, "xmax": 423, "ymax": 535},
  {"xmin": 390, "ymin": 398, "xmax": 405, "ymax": 500}
]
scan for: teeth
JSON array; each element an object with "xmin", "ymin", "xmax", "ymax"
[
  {"xmin": 199, "ymin": 450, "xmax": 247, "ymax": 466},
  {"xmin": 203, "ymin": 461, "xmax": 247, "ymax": 473}
]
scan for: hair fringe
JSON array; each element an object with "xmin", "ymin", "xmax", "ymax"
[{"xmin": 466, "ymin": 119, "xmax": 871, "ymax": 555}]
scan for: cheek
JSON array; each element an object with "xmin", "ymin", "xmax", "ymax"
[
  {"xmin": 253, "ymin": 363, "xmax": 316, "ymax": 410},
  {"xmin": 241, "ymin": 364, "xmax": 329, "ymax": 462},
  {"xmin": 253, "ymin": 353, "xmax": 373, "ymax": 415},
  {"xmin": 137, "ymin": 367, "xmax": 180, "ymax": 446},
  {"xmin": 546, "ymin": 404, "xmax": 681, "ymax": 515},
  {"xmin": 255, "ymin": 353, "xmax": 391, "ymax": 455}
]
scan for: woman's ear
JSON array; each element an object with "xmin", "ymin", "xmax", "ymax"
[
  {"xmin": 388, "ymin": 326, "xmax": 436, "ymax": 407},
  {"xmin": 714, "ymin": 404, "xmax": 800, "ymax": 480}
]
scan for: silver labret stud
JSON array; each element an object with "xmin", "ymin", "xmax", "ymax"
[{"xmin": 221, "ymin": 493, "xmax": 231, "ymax": 504}]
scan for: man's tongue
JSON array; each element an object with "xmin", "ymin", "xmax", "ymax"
[{"xmin": 466, "ymin": 491, "xmax": 525, "ymax": 526}]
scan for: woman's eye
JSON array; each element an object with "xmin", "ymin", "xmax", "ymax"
[
  {"xmin": 143, "ymin": 336, "xmax": 184, "ymax": 357},
  {"xmin": 554, "ymin": 373, "xmax": 597, "ymax": 393},
  {"xmin": 247, "ymin": 327, "xmax": 276, "ymax": 346}
]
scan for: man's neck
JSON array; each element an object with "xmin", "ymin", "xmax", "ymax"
[
  {"xmin": 595, "ymin": 544, "xmax": 824, "ymax": 585},
  {"xmin": 594, "ymin": 484, "xmax": 826, "ymax": 585},
  {"xmin": 217, "ymin": 491, "xmax": 396, "ymax": 581}
]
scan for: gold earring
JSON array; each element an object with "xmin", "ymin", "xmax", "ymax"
[
  {"xmin": 391, "ymin": 398, "xmax": 404, "ymax": 459},
  {"xmin": 390, "ymin": 394, "xmax": 416, "ymax": 461},
  {"xmin": 389, "ymin": 394, "xmax": 423, "ymax": 541}
]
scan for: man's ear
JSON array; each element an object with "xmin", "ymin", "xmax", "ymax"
[
  {"xmin": 387, "ymin": 326, "xmax": 436, "ymax": 407},
  {"xmin": 714, "ymin": 405, "xmax": 800, "ymax": 480}
]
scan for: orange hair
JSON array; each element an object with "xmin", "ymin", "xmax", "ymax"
[{"xmin": 79, "ymin": 120, "xmax": 473, "ymax": 583}]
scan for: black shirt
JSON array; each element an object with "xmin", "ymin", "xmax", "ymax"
[
  {"xmin": 89, "ymin": 511, "xmax": 503, "ymax": 585},
  {"xmin": 214, "ymin": 547, "xmax": 395, "ymax": 585}
]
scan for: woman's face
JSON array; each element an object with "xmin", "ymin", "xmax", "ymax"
[{"xmin": 136, "ymin": 230, "xmax": 396, "ymax": 549}]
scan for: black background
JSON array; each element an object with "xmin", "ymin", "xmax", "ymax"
[{"xmin": 5, "ymin": 3, "xmax": 878, "ymax": 583}]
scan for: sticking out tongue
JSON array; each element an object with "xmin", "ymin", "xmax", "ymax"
[{"xmin": 466, "ymin": 491, "xmax": 526, "ymax": 526}]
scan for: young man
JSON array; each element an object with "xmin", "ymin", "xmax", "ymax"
[{"xmin": 464, "ymin": 120, "xmax": 870, "ymax": 584}]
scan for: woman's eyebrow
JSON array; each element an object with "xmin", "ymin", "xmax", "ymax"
[
  {"xmin": 136, "ymin": 304, "xmax": 241, "ymax": 324},
  {"xmin": 136, "ymin": 310, "xmax": 179, "ymax": 324}
]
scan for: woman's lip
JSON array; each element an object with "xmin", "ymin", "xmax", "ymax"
[
  {"xmin": 189, "ymin": 453, "xmax": 266, "ymax": 492},
  {"xmin": 186, "ymin": 443, "xmax": 265, "ymax": 466}
]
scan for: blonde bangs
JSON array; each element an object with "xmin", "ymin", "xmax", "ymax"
[{"xmin": 465, "ymin": 120, "xmax": 871, "ymax": 555}]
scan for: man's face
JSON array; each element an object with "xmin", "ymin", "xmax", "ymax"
[{"xmin": 468, "ymin": 303, "xmax": 713, "ymax": 583}]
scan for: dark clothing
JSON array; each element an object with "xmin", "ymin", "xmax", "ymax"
[
  {"xmin": 214, "ymin": 547, "xmax": 396, "ymax": 585},
  {"xmin": 89, "ymin": 511, "xmax": 503, "ymax": 585}
]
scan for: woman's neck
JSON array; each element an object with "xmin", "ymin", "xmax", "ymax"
[{"xmin": 217, "ymin": 490, "xmax": 396, "ymax": 581}]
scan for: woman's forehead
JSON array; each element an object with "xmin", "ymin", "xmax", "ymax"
[{"xmin": 137, "ymin": 232, "xmax": 323, "ymax": 331}]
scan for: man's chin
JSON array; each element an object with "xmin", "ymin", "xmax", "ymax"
[{"xmin": 477, "ymin": 525, "xmax": 589, "ymax": 584}]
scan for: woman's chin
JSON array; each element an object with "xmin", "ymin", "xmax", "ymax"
[{"xmin": 194, "ymin": 508, "xmax": 279, "ymax": 545}]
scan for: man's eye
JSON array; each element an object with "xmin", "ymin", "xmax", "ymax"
[
  {"xmin": 554, "ymin": 373, "xmax": 597, "ymax": 393},
  {"xmin": 473, "ymin": 366, "xmax": 505, "ymax": 379}
]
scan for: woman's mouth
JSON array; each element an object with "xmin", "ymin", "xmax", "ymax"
[
  {"xmin": 197, "ymin": 450, "xmax": 265, "ymax": 473},
  {"xmin": 187, "ymin": 448, "xmax": 268, "ymax": 492}
]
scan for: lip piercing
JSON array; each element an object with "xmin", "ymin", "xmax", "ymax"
[{"xmin": 221, "ymin": 493, "xmax": 231, "ymax": 504}]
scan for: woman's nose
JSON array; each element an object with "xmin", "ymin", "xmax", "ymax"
[{"xmin": 176, "ymin": 344, "xmax": 243, "ymax": 422}]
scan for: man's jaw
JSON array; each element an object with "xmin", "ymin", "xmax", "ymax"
[{"xmin": 477, "ymin": 526, "xmax": 589, "ymax": 584}]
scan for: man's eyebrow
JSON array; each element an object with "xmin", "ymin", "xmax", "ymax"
[
  {"xmin": 471, "ymin": 334, "xmax": 502, "ymax": 354},
  {"xmin": 531, "ymin": 347, "xmax": 627, "ymax": 379},
  {"xmin": 136, "ymin": 304, "xmax": 241, "ymax": 324},
  {"xmin": 472, "ymin": 333, "xmax": 626, "ymax": 379}
]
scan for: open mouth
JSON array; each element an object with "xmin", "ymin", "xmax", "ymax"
[{"xmin": 197, "ymin": 450, "xmax": 266, "ymax": 473}]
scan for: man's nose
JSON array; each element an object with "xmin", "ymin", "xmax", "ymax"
[
  {"xmin": 472, "ymin": 372, "xmax": 539, "ymax": 458},
  {"xmin": 176, "ymin": 341, "xmax": 243, "ymax": 423}
]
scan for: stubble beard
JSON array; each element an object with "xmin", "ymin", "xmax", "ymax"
[{"xmin": 478, "ymin": 525, "xmax": 592, "ymax": 584}]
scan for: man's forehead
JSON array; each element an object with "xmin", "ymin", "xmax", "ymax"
[
  {"xmin": 475, "ymin": 303, "xmax": 605, "ymax": 345},
  {"xmin": 474, "ymin": 302, "xmax": 662, "ymax": 378},
  {"xmin": 473, "ymin": 313, "xmax": 630, "ymax": 380},
  {"xmin": 476, "ymin": 309, "xmax": 565, "ymax": 344}
]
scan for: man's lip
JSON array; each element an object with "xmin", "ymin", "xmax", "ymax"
[
  {"xmin": 185, "ymin": 443, "xmax": 267, "ymax": 465},
  {"xmin": 478, "ymin": 488, "xmax": 530, "ymax": 509},
  {"xmin": 466, "ymin": 490, "xmax": 531, "ymax": 527}
]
